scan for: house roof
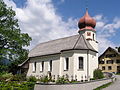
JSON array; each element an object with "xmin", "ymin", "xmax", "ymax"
[
  {"xmin": 28, "ymin": 34, "xmax": 97, "ymax": 58},
  {"xmin": 18, "ymin": 58, "xmax": 29, "ymax": 67},
  {"xmin": 99, "ymin": 47, "xmax": 120, "ymax": 59}
]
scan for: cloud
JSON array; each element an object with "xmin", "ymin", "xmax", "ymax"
[
  {"xmin": 3, "ymin": 0, "xmax": 120, "ymax": 55},
  {"xmin": 94, "ymin": 15, "xmax": 120, "ymax": 54},
  {"xmin": 4, "ymin": 0, "xmax": 77, "ymax": 49}
]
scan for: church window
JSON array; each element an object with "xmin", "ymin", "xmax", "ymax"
[
  {"xmin": 40, "ymin": 61, "xmax": 44, "ymax": 72},
  {"xmin": 93, "ymin": 34, "xmax": 95, "ymax": 40},
  {"xmin": 78, "ymin": 57, "xmax": 84, "ymax": 70},
  {"xmin": 48, "ymin": 60, "xmax": 52, "ymax": 71},
  {"xmin": 50, "ymin": 60, "xmax": 52, "ymax": 71},
  {"xmin": 32, "ymin": 62, "xmax": 36, "ymax": 72},
  {"xmin": 64, "ymin": 58, "xmax": 69, "ymax": 71}
]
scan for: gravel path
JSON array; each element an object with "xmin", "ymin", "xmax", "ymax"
[{"xmin": 103, "ymin": 75, "xmax": 120, "ymax": 90}]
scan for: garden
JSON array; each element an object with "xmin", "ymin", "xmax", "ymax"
[
  {"xmin": 0, "ymin": 72, "xmax": 36, "ymax": 90},
  {"xmin": 0, "ymin": 69, "xmax": 110, "ymax": 89}
]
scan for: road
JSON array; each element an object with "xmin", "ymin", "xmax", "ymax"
[{"xmin": 103, "ymin": 75, "xmax": 120, "ymax": 90}]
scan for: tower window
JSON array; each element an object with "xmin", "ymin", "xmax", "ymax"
[
  {"xmin": 87, "ymin": 32, "xmax": 91, "ymax": 36},
  {"xmin": 78, "ymin": 57, "xmax": 84, "ymax": 70}
]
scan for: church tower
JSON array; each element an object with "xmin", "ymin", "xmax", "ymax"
[{"xmin": 78, "ymin": 9, "xmax": 98, "ymax": 51}]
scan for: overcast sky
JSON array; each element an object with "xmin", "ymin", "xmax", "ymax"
[{"xmin": 3, "ymin": 0, "xmax": 120, "ymax": 54}]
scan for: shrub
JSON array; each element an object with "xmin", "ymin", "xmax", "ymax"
[
  {"xmin": 56, "ymin": 76, "xmax": 69, "ymax": 84},
  {"xmin": 0, "ymin": 72, "xmax": 13, "ymax": 81},
  {"xmin": 0, "ymin": 81, "xmax": 35, "ymax": 90},
  {"xmin": 39, "ymin": 76, "xmax": 50, "ymax": 83},
  {"xmin": 27, "ymin": 76, "xmax": 37, "ymax": 82},
  {"xmin": 93, "ymin": 69, "xmax": 104, "ymax": 79},
  {"xmin": 10, "ymin": 74, "xmax": 27, "ymax": 81}
]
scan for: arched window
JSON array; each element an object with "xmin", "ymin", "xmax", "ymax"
[
  {"xmin": 40, "ymin": 61, "xmax": 44, "ymax": 72},
  {"xmin": 48, "ymin": 60, "xmax": 52, "ymax": 71},
  {"xmin": 64, "ymin": 57, "xmax": 69, "ymax": 71},
  {"xmin": 78, "ymin": 57, "xmax": 84, "ymax": 70},
  {"xmin": 93, "ymin": 34, "xmax": 95, "ymax": 40},
  {"xmin": 32, "ymin": 62, "xmax": 36, "ymax": 72}
]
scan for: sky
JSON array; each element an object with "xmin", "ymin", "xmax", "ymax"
[{"xmin": 3, "ymin": 0, "xmax": 120, "ymax": 54}]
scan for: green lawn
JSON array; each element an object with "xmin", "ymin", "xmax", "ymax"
[{"xmin": 93, "ymin": 82, "xmax": 113, "ymax": 90}]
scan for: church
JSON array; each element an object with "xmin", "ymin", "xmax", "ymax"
[{"xmin": 26, "ymin": 9, "xmax": 98, "ymax": 81}]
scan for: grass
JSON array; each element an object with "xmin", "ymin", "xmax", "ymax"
[
  {"xmin": 93, "ymin": 82, "xmax": 113, "ymax": 90},
  {"xmin": 116, "ymin": 73, "xmax": 120, "ymax": 75}
]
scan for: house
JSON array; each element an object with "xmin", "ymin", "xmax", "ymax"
[
  {"xmin": 99, "ymin": 47, "xmax": 120, "ymax": 74},
  {"xmin": 26, "ymin": 9, "xmax": 98, "ymax": 81},
  {"xmin": 18, "ymin": 59, "xmax": 29, "ymax": 74}
]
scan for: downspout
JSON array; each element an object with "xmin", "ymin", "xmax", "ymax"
[{"xmin": 87, "ymin": 50, "xmax": 89, "ymax": 80}]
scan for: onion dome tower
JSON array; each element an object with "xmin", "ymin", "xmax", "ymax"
[
  {"xmin": 78, "ymin": 8, "xmax": 98, "ymax": 51},
  {"xmin": 78, "ymin": 8, "xmax": 96, "ymax": 31}
]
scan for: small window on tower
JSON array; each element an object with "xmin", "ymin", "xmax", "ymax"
[{"xmin": 87, "ymin": 32, "xmax": 91, "ymax": 36}]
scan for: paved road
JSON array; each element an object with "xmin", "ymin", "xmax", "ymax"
[
  {"xmin": 34, "ymin": 79, "xmax": 111, "ymax": 90},
  {"xmin": 103, "ymin": 75, "xmax": 120, "ymax": 90}
]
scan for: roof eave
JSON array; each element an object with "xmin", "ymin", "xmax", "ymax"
[{"xmin": 29, "ymin": 49, "xmax": 98, "ymax": 58}]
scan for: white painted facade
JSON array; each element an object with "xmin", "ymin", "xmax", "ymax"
[{"xmin": 27, "ymin": 49, "xmax": 98, "ymax": 81}]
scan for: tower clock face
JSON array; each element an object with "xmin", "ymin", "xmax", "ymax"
[{"xmin": 87, "ymin": 32, "xmax": 91, "ymax": 36}]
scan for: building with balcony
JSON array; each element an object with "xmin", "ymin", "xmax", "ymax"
[{"xmin": 99, "ymin": 47, "xmax": 120, "ymax": 74}]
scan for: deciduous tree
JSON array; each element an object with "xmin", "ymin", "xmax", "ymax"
[{"xmin": 0, "ymin": 0, "xmax": 32, "ymax": 72}]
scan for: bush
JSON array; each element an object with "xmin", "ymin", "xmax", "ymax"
[
  {"xmin": 27, "ymin": 76, "xmax": 37, "ymax": 82},
  {"xmin": 93, "ymin": 69, "xmax": 104, "ymax": 79},
  {"xmin": 56, "ymin": 76, "xmax": 69, "ymax": 84},
  {"xmin": 10, "ymin": 74, "xmax": 27, "ymax": 81},
  {"xmin": 0, "ymin": 81, "xmax": 35, "ymax": 90},
  {"xmin": 0, "ymin": 72, "xmax": 13, "ymax": 81}
]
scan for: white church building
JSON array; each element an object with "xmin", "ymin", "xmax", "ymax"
[{"xmin": 26, "ymin": 9, "xmax": 98, "ymax": 81}]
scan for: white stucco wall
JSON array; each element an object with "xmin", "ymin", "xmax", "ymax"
[
  {"xmin": 88, "ymin": 51, "xmax": 98, "ymax": 78},
  {"xmin": 73, "ymin": 50, "xmax": 88, "ymax": 81},
  {"xmin": 60, "ymin": 51, "xmax": 74, "ymax": 80},
  {"xmin": 27, "ymin": 50, "xmax": 98, "ymax": 81},
  {"xmin": 27, "ymin": 54, "xmax": 60, "ymax": 79}
]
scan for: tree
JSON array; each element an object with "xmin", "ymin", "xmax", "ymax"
[{"xmin": 0, "ymin": 0, "xmax": 32, "ymax": 72}]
